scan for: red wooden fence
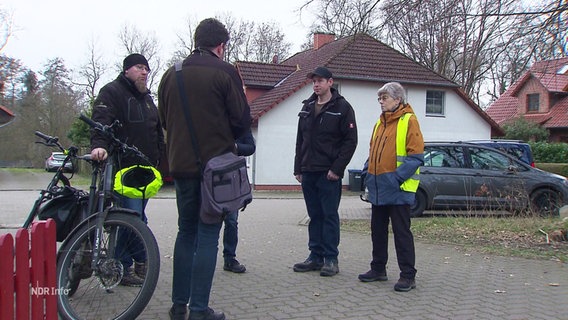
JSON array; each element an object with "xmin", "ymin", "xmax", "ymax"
[{"xmin": 0, "ymin": 219, "xmax": 57, "ymax": 320}]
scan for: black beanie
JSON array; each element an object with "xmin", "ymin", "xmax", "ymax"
[{"xmin": 123, "ymin": 53, "xmax": 150, "ymax": 71}]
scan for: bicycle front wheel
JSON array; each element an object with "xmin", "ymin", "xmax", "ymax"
[{"xmin": 56, "ymin": 211, "xmax": 160, "ymax": 320}]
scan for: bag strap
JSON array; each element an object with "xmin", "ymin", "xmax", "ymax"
[{"xmin": 174, "ymin": 61, "xmax": 203, "ymax": 172}]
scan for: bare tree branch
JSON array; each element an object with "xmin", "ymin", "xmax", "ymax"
[
  {"xmin": 118, "ymin": 24, "xmax": 163, "ymax": 91},
  {"xmin": 76, "ymin": 38, "xmax": 108, "ymax": 105}
]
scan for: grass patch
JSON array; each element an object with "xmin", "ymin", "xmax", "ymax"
[
  {"xmin": 341, "ymin": 216, "xmax": 568, "ymax": 262},
  {"xmin": 0, "ymin": 167, "xmax": 91, "ymax": 187}
]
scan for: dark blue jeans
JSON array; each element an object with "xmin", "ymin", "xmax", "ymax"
[
  {"xmin": 171, "ymin": 178, "xmax": 222, "ymax": 312},
  {"xmin": 370, "ymin": 204, "xmax": 417, "ymax": 279},
  {"xmin": 223, "ymin": 211, "xmax": 239, "ymax": 261},
  {"xmin": 301, "ymin": 172, "xmax": 342, "ymax": 261},
  {"xmin": 115, "ymin": 194, "xmax": 148, "ymax": 270}
]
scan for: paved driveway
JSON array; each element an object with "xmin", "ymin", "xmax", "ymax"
[
  {"xmin": 139, "ymin": 195, "xmax": 567, "ymax": 320},
  {"xmin": 1, "ymin": 171, "xmax": 567, "ymax": 319}
]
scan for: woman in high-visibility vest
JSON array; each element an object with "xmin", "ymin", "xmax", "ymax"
[{"xmin": 358, "ymin": 82, "xmax": 424, "ymax": 292}]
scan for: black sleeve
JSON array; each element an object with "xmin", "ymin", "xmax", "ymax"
[
  {"xmin": 91, "ymin": 85, "xmax": 121, "ymax": 150},
  {"xmin": 236, "ymin": 130, "xmax": 256, "ymax": 156}
]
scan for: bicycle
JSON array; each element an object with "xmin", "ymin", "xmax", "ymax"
[{"xmin": 23, "ymin": 114, "xmax": 160, "ymax": 320}]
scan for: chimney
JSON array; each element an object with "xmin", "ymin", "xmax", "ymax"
[{"xmin": 313, "ymin": 33, "xmax": 335, "ymax": 50}]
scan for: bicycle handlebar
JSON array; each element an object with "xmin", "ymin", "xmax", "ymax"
[
  {"xmin": 79, "ymin": 113, "xmax": 152, "ymax": 165},
  {"xmin": 34, "ymin": 130, "xmax": 55, "ymax": 142},
  {"xmin": 35, "ymin": 131, "xmax": 66, "ymax": 153},
  {"xmin": 79, "ymin": 113, "xmax": 100, "ymax": 130}
]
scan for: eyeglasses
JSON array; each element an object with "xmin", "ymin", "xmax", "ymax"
[
  {"xmin": 378, "ymin": 95, "xmax": 391, "ymax": 101},
  {"xmin": 135, "ymin": 64, "xmax": 150, "ymax": 72}
]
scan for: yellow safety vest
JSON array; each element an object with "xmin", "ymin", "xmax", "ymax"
[{"xmin": 373, "ymin": 113, "xmax": 420, "ymax": 193}]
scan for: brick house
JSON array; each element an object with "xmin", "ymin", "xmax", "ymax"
[
  {"xmin": 485, "ymin": 57, "xmax": 568, "ymax": 142},
  {"xmin": 236, "ymin": 33, "xmax": 502, "ymax": 189}
]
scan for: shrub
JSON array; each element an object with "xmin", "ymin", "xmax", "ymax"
[
  {"xmin": 529, "ymin": 141, "xmax": 568, "ymax": 163},
  {"xmin": 502, "ymin": 117, "xmax": 549, "ymax": 142}
]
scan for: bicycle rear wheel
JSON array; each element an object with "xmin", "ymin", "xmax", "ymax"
[{"xmin": 56, "ymin": 211, "xmax": 160, "ymax": 320}]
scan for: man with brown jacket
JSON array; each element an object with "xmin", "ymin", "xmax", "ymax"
[{"xmin": 158, "ymin": 18, "xmax": 251, "ymax": 320}]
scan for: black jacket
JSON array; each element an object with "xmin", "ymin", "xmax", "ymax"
[
  {"xmin": 294, "ymin": 87, "xmax": 358, "ymax": 178},
  {"xmin": 158, "ymin": 49, "xmax": 251, "ymax": 178},
  {"xmin": 91, "ymin": 74, "xmax": 164, "ymax": 168}
]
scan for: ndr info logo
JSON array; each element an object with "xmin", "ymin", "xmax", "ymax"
[{"xmin": 31, "ymin": 286, "xmax": 71, "ymax": 296}]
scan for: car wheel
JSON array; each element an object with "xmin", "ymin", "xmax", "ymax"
[
  {"xmin": 410, "ymin": 190, "xmax": 427, "ymax": 217},
  {"xmin": 530, "ymin": 188, "xmax": 562, "ymax": 217}
]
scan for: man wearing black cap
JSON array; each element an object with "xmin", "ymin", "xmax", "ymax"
[
  {"xmin": 293, "ymin": 66, "xmax": 358, "ymax": 277},
  {"xmin": 90, "ymin": 53, "xmax": 165, "ymax": 286}
]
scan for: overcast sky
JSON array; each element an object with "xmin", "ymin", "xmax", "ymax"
[{"xmin": 2, "ymin": 0, "xmax": 313, "ymax": 77}]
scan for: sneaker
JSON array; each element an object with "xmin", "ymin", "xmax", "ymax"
[
  {"xmin": 394, "ymin": 277, "xmax": 416, "ymax": 292},
  {"xmin": 358, "ymin": 269, "xmax": 388, "ymax": 282},
  {"xmin": 320, "ymin": 259, "xmax": 339, "ymax": 277},
  {"xmin": 224, "ymin": 258, "xmax": 246, "ymax": 273},
  {"xmin": 134, "ymin": 261, "xmax": 147, "ymax": 279},
  {"xmin": 119, "ymin": 271, "xmax": 144, "ymax": 287},
  {"xmin": 169, "ymin": 304, "xmax": 187, "ymax": 320},
  {"xmin": 189, "ymin": 307, "xmax": 225, "ymax": 320},
  {"xmin": 293, "ymin": 257, "xmax": 324, "ymax": 272}
]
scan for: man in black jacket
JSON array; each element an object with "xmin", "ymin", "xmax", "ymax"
[
  {"xmin": 293, "ymin": 66, "xmax": 358, "ymax": 277},
  {"xmin": 91, "ymin": 53, "xmax": 165, "ymax": 286},
  {"xmin": 158, "ymin": 18, "xmax": 251, "ymax": 320}
]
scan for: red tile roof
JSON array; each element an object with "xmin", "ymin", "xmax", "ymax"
[
  {"xmin": 239, "ymin": 33, "xmax": 501, "ymax": 134},
  {"xmin": 236, "ymin": 62, "xmax": 298, "ymax": 88},
  {"xmin": 486, "ymin": 57, "xmax": 568, "ymax": 129},
  {"xmin": 0, "ymin": 105, "xmax": 14, "ymax": 117}
]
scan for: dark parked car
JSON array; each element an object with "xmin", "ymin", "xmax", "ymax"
[
  {"xmin": 45, "ymin": 152, "xmax": 74, "ymax": 172},
  {"xmin": 409, "ymin": 142, "xmax": 568, "ymax": 217},
  {"xmin": 465, "ymin": 139, "xmax": 535, "ymax": 167}
]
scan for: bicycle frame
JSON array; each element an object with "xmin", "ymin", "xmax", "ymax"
[
  {"xmin": 27, "ymin": 115, "xmax": 160, "ymax": 319},
  {"xmin": 27, "ymin": 122, "xmax": 145, "ymax": 279},
  {"xmin": 63, "ymin": 114, "xmax": 154, "ymax": 279}
]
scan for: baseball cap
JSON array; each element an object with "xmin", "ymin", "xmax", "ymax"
[{"xmin": 307, "ymin": 66, "xmax": 333, "ymax": 79}]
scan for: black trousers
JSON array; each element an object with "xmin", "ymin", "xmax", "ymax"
[{"xmin": 370, "ymin": 204, "xmax": 417, "ymax": 279}]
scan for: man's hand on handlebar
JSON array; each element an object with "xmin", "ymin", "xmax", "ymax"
[{"xmin": 91, "ymin": 147, "xmax": 108, "ymax": 161}]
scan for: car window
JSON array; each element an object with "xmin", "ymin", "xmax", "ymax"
[
  {"xmin": 496, "ymin": 146, "xmax": 523, "ymax": 160},
  {"xmin": 424, "ymin": 146, "xmax": 465, "ymax": 168},
  {"xmin": 52, "ymin": 153, "xmax": 66, "ymax": 160},
  {"xmin": 468, "ymin": 147, "xmax": 512, "ymax": 171},
  {"xmin": 469, "ymin": 141, "xmax": 533, "ymax": 166}
]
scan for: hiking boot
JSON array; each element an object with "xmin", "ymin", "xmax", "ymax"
[
  {"xmin": 119, "ymin": 271, "xmax": 144, "ymax": 287},
  {"xmin": 223, "ymin": 259, "xmax": 246, "ymax": 273},
  {"xmin": 134, "ymin": 261, "xmax": 147, "ymax": 279},
  {"xmin": 320, "ymin": 259, "xmax": 339, "ymax": 277},
  {"xmin": 293, "ymin": 257, "xmax": 324, "ymax": 272},
  {"xmin": 394, "ymin": 277, "xmax": 416, "ymax": 292},
  {"xmin": 189, "ymin": 307, "xmax": 225, "ymax": 320},
  {"xmin": 169, "ymin": 304, "xmax": 187, "ymax": 320},
  {"xmin": 358, "ymin": 269, "xmax": 388, "ymax": 282}
]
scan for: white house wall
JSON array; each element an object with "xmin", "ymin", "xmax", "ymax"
[{"xmin": 253, "ymin": 80, "xmax": 492, "ymax": 187}]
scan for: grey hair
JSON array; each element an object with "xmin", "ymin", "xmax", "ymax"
[{"xmin": 378, "ymin": 82, "xmax": 406, "ymax": 104}]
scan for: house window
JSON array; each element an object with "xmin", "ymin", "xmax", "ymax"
[
  {"xmin": 527, "ymin": 94, "xmax": 539, "ymax": 112},
  {"xmin": 426, "ymin": 91, "xmax": 445, "ymax": 115}
]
